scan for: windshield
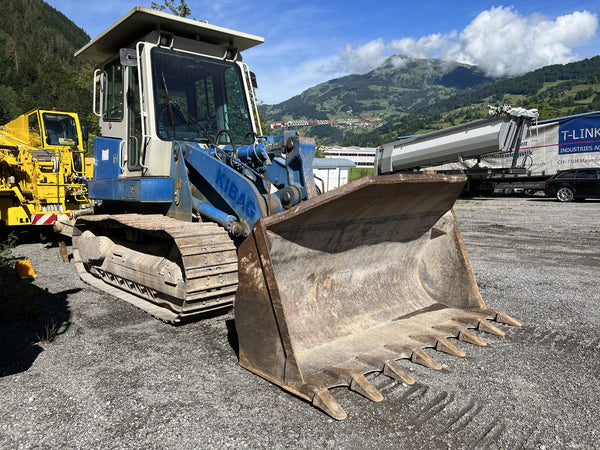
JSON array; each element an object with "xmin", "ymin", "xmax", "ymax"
[
  {"xmin": 151, "ymin": 47, "xmax": 253, "ymax": 144},
  {"xmin": 42, "ymin": 113, "xmax": 78, "ymax": 146}
]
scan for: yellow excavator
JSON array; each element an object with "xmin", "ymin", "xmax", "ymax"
[
  {"xmin": 72, "ymin": 7, "xmax": 524, "ymax": 420},
  {"xmin": 0, "ymin": 108, "xmax": 91, "ymax": 237}
]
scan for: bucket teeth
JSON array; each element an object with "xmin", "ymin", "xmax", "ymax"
[
  {"xmin": 350, "ymin": 374, "xmax": 384, "ymax": 402},
  {"xmin": 383, "ymin": 361, "xmax": 416, "ymax": 385},
  {"xmin": 458, "ymin": 328, "xmax": 488, "ymax": 347},
  {"xmin": 312, "ymin": 389, "xmax": 347, "ymax": 421},
  {"xmin": 494, "ymin": 311, "xmax": 522, "ymax": 327},
  {"xmin": 410, "ymin": 334, "xmax": 466, "ymax": 358},
  {"xmin": 478, "ymin": 320, "xmax": 506, "ymax": 336},
  {"xmin": 436, "ymin": 338, "xmax": 466, "ymax": 357},
  {"xmin": 411, "ymin": 348, "xmax": 443, "ymax": 370}
]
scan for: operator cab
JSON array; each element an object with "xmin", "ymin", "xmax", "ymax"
[{"xmin": 75, "ymin": 6, "xmax": 264, "ymax": 178}]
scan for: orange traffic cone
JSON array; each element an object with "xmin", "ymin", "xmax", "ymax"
[{"xmin": 15, "ymin": 260, "xmax": 37, "ymax": 279}]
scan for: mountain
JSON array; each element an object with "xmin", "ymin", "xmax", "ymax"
[
  {"xmin": 344, "ymin": 56, "xmax": 600, "ymax": 146},
  {"xmin": 0, "ymin": 0, "xmax": 92, "ymax": 125},
  {"xmin": 262, "ymin": 55, "xmax": 600, "ymax": 146},
  {"xmin": 263, "ymin": 55, "xmax": 494, "ymax": 125}
]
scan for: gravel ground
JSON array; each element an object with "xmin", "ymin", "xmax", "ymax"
[{"xmin": 1, "ymin": 196, "xmax": 599, "ymax": 449}]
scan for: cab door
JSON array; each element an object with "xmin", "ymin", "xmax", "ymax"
[{"xmin": 126, "ymin": 66, "xmax": 143, "ymax": 173}]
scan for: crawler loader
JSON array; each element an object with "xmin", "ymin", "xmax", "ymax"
[
  {"xmin": 72, "ymin": 7, "xmax": 521, "ymax": 420},
  {"xmin": 0, "ymin": 108, "xmax": 91, "ymax": 236}
]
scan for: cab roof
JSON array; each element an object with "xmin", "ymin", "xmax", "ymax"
[{"xmin": 75, "ymin": 6, "xmax": 264, "ymax": 62}]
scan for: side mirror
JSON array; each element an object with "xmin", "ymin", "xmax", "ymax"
[
  {"xmin": 250, "ymin": 71, "xmax": 258, "ymax": 89},
  {"xmin": 81, "ymin": 125, "xmax": 89, "ymax": 143}
]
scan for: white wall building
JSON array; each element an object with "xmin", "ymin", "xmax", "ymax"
[
  {"xmin": 313, "ymin": 158, "xmax": 355, "ymax": 192},
  {"xmin": 323, "ymin": 146, "xmax": 377, "ymax": 168}
]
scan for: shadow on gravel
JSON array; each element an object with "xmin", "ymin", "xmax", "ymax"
[
  {"xmin": 0, "ymin": 264, "xmax": 78, "ymax": 377},
  {"xmin": 457, "ymin": 197, "xmax": 497, "ymax": 201},
  {"xmin": 527, "ymin": 197, "xmax": 600, "ymax": 203},
  {"xmin": 225, "ymin": 319, "xmax": 239, "ymax": 358}
]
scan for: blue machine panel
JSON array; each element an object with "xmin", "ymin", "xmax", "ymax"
[
  {"xmin": 89, "ymin": 137, "xmax": 173, "ymax": 203},
  {"xmin": 93, "ymin": 137, "xmax": 122, "ymax": 180},
  {"xmin": 89, "ymin": 177, "xmax": 173, "ymax": 203}
]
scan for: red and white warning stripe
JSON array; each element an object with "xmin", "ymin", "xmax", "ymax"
[{"xmin": 31, "ymin": 213, "xmax": 57, "ymax": 225}]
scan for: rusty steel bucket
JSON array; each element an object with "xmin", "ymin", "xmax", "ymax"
[{"xmin": 235, "ymin": 173, "xmax": 520, "ymax": 420}]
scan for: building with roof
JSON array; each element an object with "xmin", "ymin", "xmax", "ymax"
[
  {"xmin": 313, "ymin": 157, "xmax": 355, "ymax": 192},
  {"xmin": 323, "ymin": 146, "xmax": 377, "ymax": 168}
]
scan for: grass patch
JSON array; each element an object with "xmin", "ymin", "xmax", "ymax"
[
  {"xmin": 35, "ymin": 318, "xmax": 61, "ymax": 344},
  {"xmin": 349, "ymin": 167, "xmax": 374, "ymax": 181}
]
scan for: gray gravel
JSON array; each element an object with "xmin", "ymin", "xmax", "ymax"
[{"xmin": 1, "ymin": 196, "xmax": 599, "ymax": 449}]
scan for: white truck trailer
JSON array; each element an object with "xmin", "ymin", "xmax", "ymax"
[
  {"xmin": 488, "ymin": 110, "xmax": 600, "ymax": 194},
  {"xmin": 375, "ymin": 109, "xmax": 600, "ymax": 196},
  {"xmin": 374, "ymin": 107, "xmax": 538, "ymax": 195}
]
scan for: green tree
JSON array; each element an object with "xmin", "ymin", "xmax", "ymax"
[
  {"xmin": 257, "ymin": 106, "xmax": 274, "ymax": 136},
  {"xmin": 315, "ymin": 141, "xmax": 327, "ymax": 158},
  {"xmin": 150, "ymin": 0, "xmax": 191, "ymax": 17}
]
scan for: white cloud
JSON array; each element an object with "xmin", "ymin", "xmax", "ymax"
[
  {"xmin": 388, "ymin": 55, "xmax": 409, "ymax": 69},
  {"xmin": 389, "ymin": 33, "xmax": 458, "ymax": 60},
  {"xmin": 395, "ymin": 7, "xmax": 598, "ymax": 77},
  {"xmin": 339, "ymin": 39, "xmax": 387, "ymax": 73},
  {"xmin": 452, "ymin": 7, "xmax": 598, "ymax": 76},
  {"xmin": 319, "ymin": 6, "xmax": 598, "ymax": 81},
  {"xmin": 319, "ymin": 39, "xmax": 387, "ymax": 76}
]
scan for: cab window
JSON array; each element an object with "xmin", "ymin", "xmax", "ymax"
[{"xmin": 103, "ymin": 61, "xmax": 124, "ymax": 121}]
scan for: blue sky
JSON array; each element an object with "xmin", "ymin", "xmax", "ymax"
[{"xmin": 46, "ymin": 0, "xmax": 600, "ymax": 104}]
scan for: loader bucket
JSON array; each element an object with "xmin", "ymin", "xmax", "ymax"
[{"xmin": 235, "ymin": 173, "xmax": 521, "ymax": 420}]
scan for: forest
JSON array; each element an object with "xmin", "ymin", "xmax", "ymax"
[{"xmin": 0, "ymin": 0, "xmax": 96, "ymax": 130}]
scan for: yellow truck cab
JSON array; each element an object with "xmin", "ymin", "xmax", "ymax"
[
  {"xmin": 3, "ymin": 108, "xmax": 85, "ymax": 153},
  {"xmin": 0, "ymin": 108, "xmax": 91, "ymax": 231}
]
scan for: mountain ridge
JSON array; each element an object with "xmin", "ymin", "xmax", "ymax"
[
  {"xmin": 263, "ymin": 55, "xmax": 495, "ymax": 122},
  {"xmin": 261, "ymin": 54, "xmax": 600, "ymax": 146}
]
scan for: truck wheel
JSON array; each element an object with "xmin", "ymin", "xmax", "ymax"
[{"xmin": 556, "ymin": 186, "xmax": 574, "ymax": 202}]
